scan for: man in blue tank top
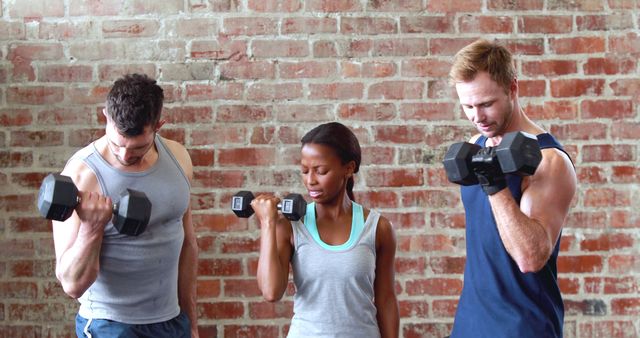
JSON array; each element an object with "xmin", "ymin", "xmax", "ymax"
[
  {"xmin": 52, "ymin": 74, "xmax": 199, "ymax": 337},
  {"xmin": 447, "ymin": 40, "xmax": 577, "ymax": 338}
]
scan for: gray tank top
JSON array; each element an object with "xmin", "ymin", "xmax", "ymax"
[
  {"xmin": 288, "ymin": 202, "xmax": 381, "ymax": 338},
  {"xmin": 74, "ymin": 135, "xmax": 190, "ymax": 324}
]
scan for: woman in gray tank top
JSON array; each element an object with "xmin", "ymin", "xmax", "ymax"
[{"xmin": 251, "ymin": 122, "xmax": 399, "ymax": 338}]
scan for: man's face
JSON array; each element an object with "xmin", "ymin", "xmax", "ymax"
[
  {"xmin": 455, "ymin": 71, "xmax": 516, "ymax": 138},
  {"xmin": 104, "ymin": 119, "xmax": 157, "ymax": 167}
]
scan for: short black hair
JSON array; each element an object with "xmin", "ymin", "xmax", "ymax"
[{"xmin": 106, "ymin": 74, "xmax": 164, "ymax": 136}]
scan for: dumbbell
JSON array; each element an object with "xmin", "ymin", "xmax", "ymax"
[
  {"xmin": 231, "ymin": 191, "xmax": 307, "ymax": 221},
  {"xmin": 37, "ymin": 173, "xmax": 152, "ymax": 236},
  {"xmin": 443, "ymin": 131, "xmax": 542, "ymax": 185}
]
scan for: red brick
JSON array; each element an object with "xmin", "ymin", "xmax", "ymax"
[
  {"xmin": 338, "ymin": 103, "xmax": 396, "ymax": 121},
  {"xmin": 429, "ymin": 256, "xmax": 465, "ymax": 274},
  {"xmin": 609, "ymin": 32, "xmax": 640, "ymax": 53},
  {"xmin": 38, "ymin": 107, "xmax": 94, "ymax": 125},
  {"xmin": 69, "ymin": 0, "xmax": 124, "ymax": 16},
  {"xmin": 275, "ymin": 104, "xmax": 332, "ymax": 122},
  {"xmin": 498, "ymin": 38, "xmax": 545, "ymax": 55},
  {"xmin": 398, "ymin": 234, "xmax": 457, "ymax": 252},
  {"xmin": 280, "ymin": 61, "xmax": 337, "ymax": 78},
  {"xmin": 216, "ymin": 105, "xmax": 272, "ymax": 122},
  {"xmin": 164, "ymin": 106, "xmax": 213, "ymax": 124},
  {"xmin": 313, "ymin": 40, "xmax": 338, "ymax": 57},
  {"xmin": 551, "ymin": 79, "xmax": 604, "ymax": 97},
  {"xmin": 548, "ymin": 0, "xmax": 604, "ymax": 10},
  {"xmin": 248, "ymin": 0, "xmax": 301, "ymax": 11},
  {"xmin": 0, "ymin": 194, "xmax": 35, "ymax": 212},
  {"xmin": 369, "ymin": 81, "xmax": 424, "ymax": 99},
  {"xmin": 224, "ymin": 325, "xmax": 281, "ymax": 338},
  {"xmin": 38, "ymin": 21, "xmax": 94, "ymax": 40},
  {"xmin": 0, "ymin": 282, "xmax": 37, "ymax": 299},
  {"xmin": 581, "ymin": 99, "xmax": 634, "ymax": 119},
  {"xmin": 223, "ymin": 17, "xmax": 278, "ymax": 35},
  {"xmin": 605, "ymin": 277, "xmax": 638, "ymax": 294},
  {"xmin": 0, "ymin": 151, "xmax": 28, "ymax": 169},
  {"xmin": 8, "ymin": 0, "xmax": 63, "ymax": 18},
  {"xmin": 488, "ymin": 0, "xmax": 543, "ymax": 10},
  {"xmin": 612, "ymin": 211, "xmax": 640, "ymax": 229},
  {"xmin": 522, "ymin": 60, "xmax": 577, "ymax": 76},
  {"xmin": 345, "ymin": 39, "xmax": 373, "ymax": 57},
  {"xmin": 374, "ymin": 125, "xmax": 425, "ymax": 144},
  {"xmin": 69, "ymin": 128, "xmax": 105, "ymax": 147},
  {"xmin": 399, "ymin": 300, "xmax": 429, "ymax": 317},
  {"xmin": 584, "ymin": 57, "xmax": 636, "ymax": 75},
  {"xmin": 102, "ymin": 20, "xmax": 160, "ymax": 38},
  {"xmin": 191, "ymin": 193, "xmax": 216, "ymax": 211},
  {"xmin": 401, "ymin": 58, "xmax": 451, "ymax": 77},
  {"xmin": 9, "ymin": 303, "xmax": 65, "ymax": 321},
  {"xmin": 610, "ymin": 78, "xmax": 640, "ymax": 98},
  {"xmin": 524, "ymin": 101, "xmax": 577, "ymax": 120},
  {"xmin": 559, "ymin": 278, "xmax": 580, "ymax": 294},
  {"xmin": 432, "ymin": 299, "xmax": 458, "ymax": 317},
  {"xmin": 558, "ymin": 255, "xmax": 603, "ymax": 273},
  {"xmin": 367, "ymin": 0, "xmax": 422, "ymax": 11},
  {"xmin": 0, "ymin": 21, "xmax": 26, "ymax": 40},
  {"xmin": 584, "ymin": 188, "xmax": 630, "ymax": 207},
  {"xmin": 395, "ymin": 257, "xmax": 426, "ymax": 275},
  {"xmin": 430, "ymin": 38, "xmax": 478, "ymax": 55},
  {"xmin": 582, "ymin": 145, "xmax": 635, "ymax": 162},
  {"xmin": 223, "ymin": 279, "xmax": 261, "ymax": 297},
  {"xmin": 185, "ymin": 83, "xmax": 243, "ymax": 101},
  {"xmin": 188, "ymin": 149, "xmax": 214, "ymax": 167},
  {"xmin": 611, "ymin": 298, "xmax": 640, "ymax": 315},
  {"xmin": 400, "ymin": 102, "xmax": 456, "ymax": 121},
  {"xmin": 385, "ymin": 212, "xmax": 427, "ymax": 230},
  {"xmin": 609, "ymin": 255, "xmax": 638, "ymax": 274},
  {"xmin": 309, "ymin": 83, "xmax": 364, "ymax": 100},
  {"xmin": 0, "ymin": 108, "xmax": 32, "ymax": 126},
  {"xmin": 427, "ymin": 0, "xmax": 481, "ymax": 12},
  {"xmin": 249, "ymin": 301, "xmax": 294, "ymax": 319},
  {"xmin": 221, "ymin": 237, "xmax": 260, "ymax": 253},
  {"xmin": 430, "ymin": 212, "xmax": 465, "ymax": 229},
  {"xmin": 400, "ymin": 16, "xmax": 453, "ymax": 33},
  {"xmin": 518, "ymin": 79, "xmax": 546, "ymax": 97},
  {"xmin": 130, "ymin": 0, "xmax": 182, "ymax": 14},
  {"xmin": 247, "ymin": 83, "xmax": 303, "ymax": 101},
  {"xmin": 550, "ymin": 37, "xmax": 606, "ymax": 54},
  {"xmin": 612, "ymin": 166, "xmax": 639, "ymax": 183},
  {"xmin": 10, "ymin": 131, "xmax": 63, "ymax": 147},
  {"xmin": 199, "ymin": 302, "xmax": 244, "ymax": 319},
  {"xmin": 38, "ymin": 65, "xmax": 93, "ymax": 82},
  {"xmin": 218, "ymin": 148, "xmax": 275, "ymax": 166},
  {"xmin": 403, "ymin": 323, "xmax": 453, "ymax": 338},
  {"xmin": 373, "ymin": 38, "xmax": 429, "ymax": 56},
  {"xmin": 581, "ymin": 233, "xmax": 634, "ymax": 251},
  {"xmin": 190, "ymin": 40, "xmax": 247, "ymax": 60},
  {"xmin": 173, "ymin": 18, "xmax": 218, "ymax": 38},
  {"xmin": 282, "ymin": 17, "xmax": 337, "ymax": 34},
  {"xmin": 7, "ymin": 86, "xmax": 64, "ymax": 105},
  {"xmin": 584, "ymin": 277, "xmax": 602, "ymax": 293},
  {"xmin": 577, "ymin": 13, "xmax": 634, "ymax": 31},
  {"xmin": 190, "ymin": 0, "xmax": 239, "ymax": 12},
  {"xmin": 579, "ymin": 320, "xmax": 638, "ymax": 338},
  {"xmin": 460, "ymin": 15, "xmax": 512, "ymax": 33},
  {"xmin": 406, "ymin": 278, "xmax": 462, "ymax": 296},
  {"xmin": 608, "ymin": 0, "xmax": 638, "ymax": 9},
  {"xmin": 10, "ymin": 217, "xmax": 50, "ymax": 233},
  {"xmin": 549, "ymin": 122, "xmax": 607, "ymax": 140},
  {"xmin": 197, "ymin": 279, "xmax": 220, "ymax": 299},
  {"xmin": 192, "ymin": 170, "xmax": 245, "ymax": 189},
  {"xmin": 307, "ymin": 0, "xmax": 362, "ymax": 11},
  {"xmin": 219, "ymin": 61, "xmax": 275, "ymax": 80},
  {"xmin": 249, "ymin": 169, "xmax": 299, "ymax": 186},
  {"xmin": 343, "ymin": 61, "xmax": 396, "ymax": 79},
  {"xmin": 517, "ymin": 15, "xmax": 572, "ymax": 33},
  {"xmin": 366, "ymin": 168, "xmax": 423, "ymax": 187},
  {"xmin": 198, "ymin": 258, "xmax": 243, "ymax": 277},
  {"xmin": 9, "ymin": 43, "xmax": 63, "ymax": 61},
  {"xmin": 577, "ymin": 166, "xmax": 607, "ymax": 184},
  {"xmin": 98, "ymin": 64, "xmax": 155, "ymax": 81},
  {"xmin": 341, "ymin": 17, "xmax": 397, "ymax": 34},
  {"xmin": 69, "ymin": 41, "xmax": 122, "ymax": 61}
]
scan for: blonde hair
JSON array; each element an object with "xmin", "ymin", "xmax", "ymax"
[{"xmin": 449, "ymin": 39, "xmax": 516, "ymax": 93}]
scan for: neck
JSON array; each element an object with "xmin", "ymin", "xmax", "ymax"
[{"xmin": 314, "ymin": 191, "xmax": 352, "ymax": 221}]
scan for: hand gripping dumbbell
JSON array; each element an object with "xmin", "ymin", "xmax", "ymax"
[
  {"xmin": 231, "ymin": 191, "xmax": 307, "ymax": 221},
  {"xmin": 37, "ymin": 173, "xmax": 152, "ymax": 236},
  {"xmin": 442, "ymin": 131, "xmax": 542, "ymax": 185}
]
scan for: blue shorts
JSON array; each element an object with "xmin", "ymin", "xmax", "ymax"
[{"xmin": 75, "ymin": 312, "xmax": 191, "ymax": 338}]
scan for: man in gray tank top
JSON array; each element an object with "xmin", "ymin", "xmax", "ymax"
[{"xmin": 51, "ymin": 74, "xmax": 199, "ymax": 337}]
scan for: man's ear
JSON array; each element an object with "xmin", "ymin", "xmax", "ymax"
[
  {"xmin": 509, "ymin": 78, "xmax": 518, "ymax": 99},
  {"xmin": 155, "ymin": 119, "xmax": 166, "ymax": 132}
]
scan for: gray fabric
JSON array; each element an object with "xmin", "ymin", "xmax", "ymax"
[
  {"xmin": 75, "ymin": 135, "xmax": 190, "ymax": 324},
  {"xmin": 288, "ymin": 209, "xmax": 381, "ymax": 338}
]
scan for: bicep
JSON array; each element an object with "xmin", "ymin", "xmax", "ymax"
[{"xmin": 520, "ymin": 149, "xmax": 576, "ymax": 244}]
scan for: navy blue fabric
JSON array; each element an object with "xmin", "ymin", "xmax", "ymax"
[
  {"xmin": 75, "ymin": 312, "xmax": 190, "ymax": 338},
  {"xmin": 451, "ymin": 133, "xmax": 570, "ymax": 338}
]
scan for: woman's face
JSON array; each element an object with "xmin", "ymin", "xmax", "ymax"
[{"xmin": 300, "ymin": 143, "xmax": 354, "ymax": 203}]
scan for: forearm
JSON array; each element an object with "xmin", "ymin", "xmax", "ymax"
[
  {"xmin": 178, "ymin": 238, "xmax": 199, "ymax": 334},
  {"xmin": 56, "ymin": 226, "xmax": 103, "ymax": 298},
  {"xmin": 489, "ymin": 190, "xmax": 552, "ymax": 272},
  {"xmin": 256, "ymin": 225, "xmax": 288, "ymax": 301},
  {"xmin": 376, "ymin": 294, "xmax": 400, "ymax": 338}
]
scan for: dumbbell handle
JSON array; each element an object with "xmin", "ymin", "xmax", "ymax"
[{"xmin": 74, "ymin": 195, "xmax": 119, "ymax": 216}]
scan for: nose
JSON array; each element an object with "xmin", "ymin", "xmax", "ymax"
[
  {"xmin": 119, "ymin": 148, "xmax": 135, "ymax": 161},
  {"xmin": 305, "ymin": 172, "xmax": 318, "ymax": 187}
]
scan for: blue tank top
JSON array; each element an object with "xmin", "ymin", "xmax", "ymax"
[
  {"xmin": 451, "ymin": 133, "xmax": 571, "ymax": 338},
  {"xmin": 74, "ymin": 135, "xmax": 190, "ymax": 324}
]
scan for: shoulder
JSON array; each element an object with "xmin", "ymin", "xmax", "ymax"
[
  {"xmin": 368, "ymin": 210, "xmax": 395, "ymax": 251},
  {"xmin": 60, "ymin": 157, "xmax": 100, "ymax": 194},
  {"xmin": 159, "ymin": 136, "xmax": 193, "ymax": 180}
]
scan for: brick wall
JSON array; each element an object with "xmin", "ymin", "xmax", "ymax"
[{"xmin": 1, "ymin": 0, "xmax": 638, "ymax": 337}]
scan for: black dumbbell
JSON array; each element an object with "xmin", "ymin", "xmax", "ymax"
[
  {"xmin": 231, "ymin": 190, "xmax": 307, "ymax": 221},
  {"xmin": 37, "ymin": 173, "xmax": 152, "ymax": 236},
  {"xmin": 443, "ymin": 131, "xmax": 542, "ymax": 185}
]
